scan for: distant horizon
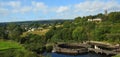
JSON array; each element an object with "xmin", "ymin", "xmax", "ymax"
[
  {"xmin": 0, "ymin": 18, "xmax": 74, "ymax": 23},
  {"xmin": 0, "ymin": 0, "xmax": 120, "ymax": 22},
  {"xmin": 0, "ymin": 10, "xmax": 119, "ymax": 23}
]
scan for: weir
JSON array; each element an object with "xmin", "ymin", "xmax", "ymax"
[{"xmin": 52, "ymin": 42, "xmax": 120, "ymax": 56}]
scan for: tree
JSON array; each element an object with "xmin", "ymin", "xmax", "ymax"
[
  {"xmin": 74, "ymin": 17, "xmax": 82, "ymax": 23},
  {"xmin": 7, "ymin": 23, "xmax": 23, "ymax": 41},
  {"xmin": 45, "ymin": 26, "xmax": 56, "ymax": 42},
  {"xmin": 22, "ymin": 34, "xmax": 46, "ymax": 53},
  {"xmin": 60, "ymin": 28, "xmax": 73, "ymax": 41},
  {"xmin": 72, "ymin": 27, "xmax": 87, "ymax": 42},
  {"xmin": 0, "ymin": 26, "xmax": 7, "ymax": 39},
  {"xmin": 85, "ymin": 22, "xmax": 96, "ymax": 41},
  {"xmin": 108, "ymin": 12, "xmax": 120, "ymax": 22},
  {"xmin": 63, "ymin": 21, "xmax": 71, "ymax": 28},
  {"xmin": 93, "ymin": 24, "xmax": 110, "ymax": 41}
]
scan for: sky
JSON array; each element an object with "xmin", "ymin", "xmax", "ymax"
[{"xmin": 0, "ymin": 0, "xmax": 120, "ymax": 22}]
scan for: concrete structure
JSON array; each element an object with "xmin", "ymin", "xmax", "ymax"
[{"xmin": 53, "ymin": 42, "xmax": 120, "ymax": 55}]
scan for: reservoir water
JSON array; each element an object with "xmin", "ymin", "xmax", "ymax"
[{"xmin": 44, "ymin": 52, "xmax": 111, "ymax": 57}]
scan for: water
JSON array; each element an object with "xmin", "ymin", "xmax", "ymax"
[{"xmin": 44, "ymin": 52, "xmax": 111, "ymax": 57}]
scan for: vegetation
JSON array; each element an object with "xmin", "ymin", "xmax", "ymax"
[
  {"xmin": 113, "ymin": 54, "xmax": 120, "ymax": 57},
  {"xmin": 22, "ymin": 29, "xmax": 49, "ymax": 37},
  {"xmin": 0, "ymin": 40, "xmax": 38, "ymax": 57},
  {"xmin": 0, "ymin": 11, "xmax": 120, "ymax": 57},
  {"xmin": 0, "ymin": 40, "xmax": 23, "ymax": 50},
  {"xmin": 21, "ymin": 34, "xmax": 46, "ymax": 53},
  {"xmin": 46, "ymin": 44, "xmax": 53, "ymax": 52},
  {"xmin": 45, "ymin": 12, "xmax": 120, "ymax": 44}
]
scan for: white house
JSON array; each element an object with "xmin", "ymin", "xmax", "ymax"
[
  {"xmin": 27, "ymin": 28, "xmax": 36, "ymax": 32},
  {"xmin": 88, "ymin": 19, "xmax": 93, "ymax": 21},
  {"xmin": 88, "ymin": 18, "xmax": 102, "ymax": 22}
]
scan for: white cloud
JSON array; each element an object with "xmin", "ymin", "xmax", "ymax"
[
  {"xmin": 32, "ymin": 1, "xmax": 47, "ymax": 12},
  {"xmin": 56, "ymin": 6, "xmax": 69, "ymax": 13},
  {"xmin": 32, "ymin": 1, "xmax": 46, "ymax": 8},
  {"xmin": 21, "ymin": 7, "xmax": 32, "ymax": 13},
  {"xmin": 0, "ymin": 1, "xmax": 48, "ymax": 14},
  {"xmin": 54, "ymin": 0, "xmax": 120, "ymax": 18},
  {"xmin": 0, "ymin": 1, "xmax": 21, "ymax": 8},
  {"xmin": 0, "ymin": 0, "xmax": 120, "ymax": 20},
  {"xmin": 14, "ymin": 6, "xmax": 32, "ymax": 13},
  {"xmin": 8, "ymin": 1, "xmax": 21, "ymax": 8},
  {"xmin": 0, "ymin": 1, "xmax": 22, "ymax": 14},
  {"xmin": 74, "ymin": 0, "xmax": 120, "ymax": 13},
  {"xmin": 0, "ymin": 8, "xmax": 9, "ymax": 16}
]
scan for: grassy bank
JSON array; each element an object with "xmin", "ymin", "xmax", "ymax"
[
  {"xmin": 113, "ymin": 54, "xmax": 120, "ymax": 57},
  {"xmin": 0, "ymin": 40, "xmax": 24, "ymax": 50},
  {"xmin": 0, "ymin": 40, "xmax": 38, "ymax": 57}
]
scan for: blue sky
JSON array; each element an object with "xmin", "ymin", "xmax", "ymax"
[{"xmin": 0, "ymin": 0, "xmax": 120, "ymax": 22}]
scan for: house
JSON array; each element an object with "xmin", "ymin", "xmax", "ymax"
[
  {"xmin": 27, "ymin": 28, "xmax": 36, "ymax": 32},
  {"xmin": 88, "ymin": 18, "xmax": 102, "ymax": 23},
  {"xmin": 88, "ymin": 19, "xmax": 93, "ymax": 21}
]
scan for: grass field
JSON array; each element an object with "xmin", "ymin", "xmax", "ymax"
[
  {"xmin": 0, "ymin": 40, "xmax": 24, "ymax": 50},
  {"xmin": 21, "ymin": 29, "xmax": 49, "ymax": 37}
]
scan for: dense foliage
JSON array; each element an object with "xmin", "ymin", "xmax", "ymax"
[
  {"xmin": 45, "ymin": 12, "xmax": 120, "ymax": 44},
  {"xmin": 21, "ymin": 34, "xmax": 46, "ymax": 53}
]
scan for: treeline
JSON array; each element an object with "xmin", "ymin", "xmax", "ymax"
[{"xmin": 45, "ymin": 12, "xmax": 120, "ymax": 43}]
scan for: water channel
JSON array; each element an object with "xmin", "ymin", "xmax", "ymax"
[{"xmin": 44, "ymin": 52, "xmax": 111, "ymax": 57}]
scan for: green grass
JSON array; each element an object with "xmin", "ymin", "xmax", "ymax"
[
  {"xmin": 0, "ymin": 40, "xmax": 38, "ymax": 57},
  {"xmin": 113, "ymin": 54, "xmax": 120, "ymax": 57},
  {"xmin": 0, "ymin": 40, "xmax": 24, "ymax": 50}
]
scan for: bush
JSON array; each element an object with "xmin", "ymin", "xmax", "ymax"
[
  {"xmin": 46, "ymin": 45, "xmax": 53, "ymax": 52},
  {"xmin": 0, "ymin": 49, "xmax": 38, "ymax": 57}
]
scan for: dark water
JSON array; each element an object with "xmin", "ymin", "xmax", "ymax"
[{"xmin": 44, "ymin": 52, "xmax": 111, "ymax": 57}]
